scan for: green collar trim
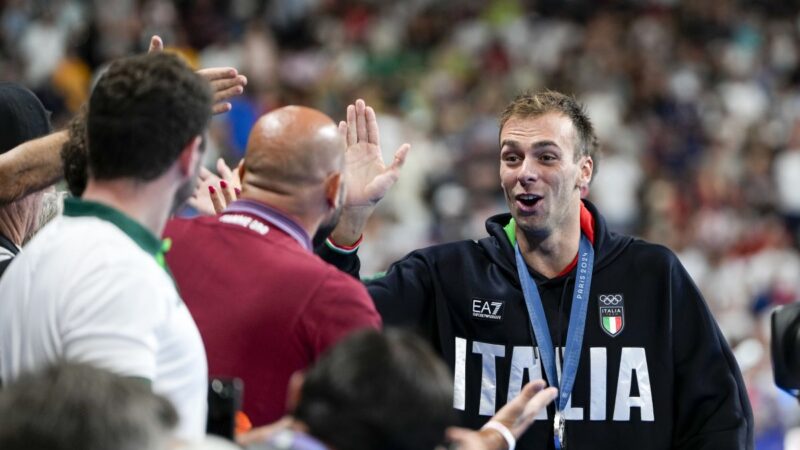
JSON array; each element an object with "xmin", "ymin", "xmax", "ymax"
[
  {"xmin": 63, "ymin": 198, "xmax": 167, "ymax": 264},
  {"xmin": 504, "ymin": 218, "xmax": 517, "ymax": 246}
]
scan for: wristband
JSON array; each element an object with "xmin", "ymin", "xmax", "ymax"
[
  {"xmin": 325, "ymin": 234, "xmax": 363, "ymax": 254},
  {"xmin": 481, "ymin": 421, "xmax": 516, "ymax": 450}
]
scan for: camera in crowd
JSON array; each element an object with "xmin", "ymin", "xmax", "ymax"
[{"xmin": 772, "ymin": 304, "xmax": 800, "ymax": 396}]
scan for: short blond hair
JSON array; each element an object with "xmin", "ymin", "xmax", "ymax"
[{"xmin": 499, "ymin": 90, "xmax": 598, "ymax": 161}]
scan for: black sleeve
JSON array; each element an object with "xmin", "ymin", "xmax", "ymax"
[
  {"xmin": 315, "ymin": 243, "xmax": 361, "ymax": 279},
  {"xmin": 669, "ymin": 258, "xmax": 754, "ymax": 450},
  {"xmin": 316, "ymin": 244, "xmax": 435, "ymax": 329}
]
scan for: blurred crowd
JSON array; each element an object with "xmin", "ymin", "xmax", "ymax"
[{"xmin": 2, "ymin": 0, "xmax": 800, "ymax": 447}]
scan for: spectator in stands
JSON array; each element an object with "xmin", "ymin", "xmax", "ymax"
[
  {"xmin": 163, "ymin": 104, "xmax": 384, "ymax": 426},
  {"xmin": 0, "ymin": 35, "xmax": 246, "ymax": 206},
  {"xmin": 0, "ymin": 82, "xmax": 51, "ymax": 277},
  {"xmin": 0, "ymin": 362, "xmax": 178, "ymax": 450},
  {"xmin": 238, "ymin": 329, "xmax": 558, "ymax": 450},
  {"xmin": 0, "ymin": 52, "xmax": 212, "ymax": 443}
]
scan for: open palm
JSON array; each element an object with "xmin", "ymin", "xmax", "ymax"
[{"xmin": 338, "ymin": 99, "xmax": 409, "ymax": 208}]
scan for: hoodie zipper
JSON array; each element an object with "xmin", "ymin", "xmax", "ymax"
[{"xmin": 556, "ymin": 275, "xmax": 572, "ymax": 356}]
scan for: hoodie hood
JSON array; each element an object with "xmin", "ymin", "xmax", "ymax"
[{"xmin": 480, "ymin": 199, "xmax": 634, "ymax": 284}]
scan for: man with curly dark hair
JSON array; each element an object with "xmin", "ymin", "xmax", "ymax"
[{"xmin": 60, "ymin": 104, "xmax": 88, "ymax": 198}]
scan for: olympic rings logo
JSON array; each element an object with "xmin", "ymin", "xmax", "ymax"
[{"xmin": 598, "ymin": 294, "xmax": 623, "ymax": 306}]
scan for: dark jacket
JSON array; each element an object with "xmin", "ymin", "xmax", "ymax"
[{"xmin": 319, "ymin": 200, "xmax": 753, "ymax": 450}]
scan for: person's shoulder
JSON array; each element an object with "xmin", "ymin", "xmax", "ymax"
[
  {"xmin": 403, "ymin": 238, "xmax": 486, "ymax": 261},
  {"xmin": 25, "ymin": 215, "xmax": 139, "ymax": 260},
  {"xmin": 164, "ymin": 214, "xmax": 220, "ymax": 239},
  {"xmin": 624, "ymin": 237, "xmax": 682, "ymax": 268}
]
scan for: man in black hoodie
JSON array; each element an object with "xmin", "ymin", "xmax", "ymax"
[{"xmin": 320, "ymin": 93, "xmax": 753, "ymax": 450}]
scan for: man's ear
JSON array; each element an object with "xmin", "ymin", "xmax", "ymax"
[
  {"xmin": 324, "ymin": 172, "xmax": 343, "ymax": 208},
  {"xmin": 177, "ymin": 135, "xmax": 203, "ymax": 177},
  {"xmin": 577, "ymin": 156, "xmax": 593, "ymax": 189},
  {"xmin": 286, "ymin": 371, "xmax": 305, "ymax": 413}
]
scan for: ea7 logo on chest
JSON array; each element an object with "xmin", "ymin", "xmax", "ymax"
[
  {"xmin": 472, "ymin": 298, "xmax": 505, "ymax": 322},
  {"xmin": 599, "ymin": 294, "xmax": 625, "ymax": 337}
]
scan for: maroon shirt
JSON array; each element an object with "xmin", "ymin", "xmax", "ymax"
[{"xmin": 164, "ymin": 200, "xmax": 381, "ymax": 425}]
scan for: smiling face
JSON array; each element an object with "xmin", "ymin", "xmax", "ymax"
[{"xmin": 499, "ymin": 112, "xmax": 593, "ymax": 239}]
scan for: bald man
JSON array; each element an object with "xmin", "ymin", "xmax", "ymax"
[{"xmin": 163, "ymin": 106, "xmax": 381, "ymax": 427}]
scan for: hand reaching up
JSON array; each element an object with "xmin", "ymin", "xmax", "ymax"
[
  {"xmin": 148, "ymin": 35, "xmax": 247, "ymax": 114},
  {"xmin": 339, "ymin": 99, "xmax": 410, "ymax": 209},
  {"xmin": 187, "ymin": 158, "xmax": 242, "ymax": 216},
  {"xmin": 447, "ymin": 380, "xmax": 558, "ymax": 450},
  {"xmin": 326, "ymin": 99, "xmax": 410, "ymax": 246}
]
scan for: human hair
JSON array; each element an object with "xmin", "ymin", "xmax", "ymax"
[
  {"xmin": 0, "ymin": 362, "xmax": 177, "ymax": 450},
  {"xmin": 61, "ymin": 103, "xmax": 88, "ymax": 197},
  {"xmin": 294, "ymin": 329, "xmax": 455, "ymax": 450},
  {"xmin": 87, "ymin": 52, "xmax": 212, "ymax": 181},
  {"xmin": 499, "ymin": 90, "xmax": 598, "ymax": 161}
]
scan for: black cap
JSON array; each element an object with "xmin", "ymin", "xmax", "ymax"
[{"xmin": 0, "ymin": 82, "xmax": 52, "ymax": 154}]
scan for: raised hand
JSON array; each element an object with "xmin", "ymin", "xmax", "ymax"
[
  {"xmin": 446, "ymin": 380, "xmax": 557, "ymax": 450},
  {"xmin": 197, "ymin": 67, "xmax": 248, "ymax": 114},
  {"xmin": 339, "ymin": 99, "xmax": 410, "ymax": 208},
  {"xmin": 187, "ymin": 158, "xmax": 242, "ymax": 215},
  {"xmin": 147, "ymin": 35, "xmax": 247, "ymax": 114},
  {"xmin": 327, "ymin": 99, "xmax": 409, "ymax": 246},
  {"xmin": 147, "ymin": 35, "xmax": 164, "ymax": 53}
]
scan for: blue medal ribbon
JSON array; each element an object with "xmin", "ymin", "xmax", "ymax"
[{"xmin": 514, "ymin": 234, "xmax": 594, "ymax": 449}]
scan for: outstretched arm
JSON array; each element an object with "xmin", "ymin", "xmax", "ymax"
[
  {"xmin": 448, "ymin": 380, "xmax": 558, "ymax": 450},
  {"xmin": 149, "ymin": 35, "xmax": 248, "ymax": 115},
  {"xmin": 328, "ymin": 98, "xmax": 410, "ymax": 246},
  {"xmin": 0, "ymin": 35, "xmax": 248, "ymax": 207},
  {"xmin": 0, "ymin": 130, "xmax": 68, "ymax": 205}
]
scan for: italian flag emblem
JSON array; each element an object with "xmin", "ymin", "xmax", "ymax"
[{"xmin": 599, "ymin": 294, "xmax": 625, "ymax": 337}]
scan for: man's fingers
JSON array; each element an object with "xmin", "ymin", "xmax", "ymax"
[
  {"xmin": 524, "ymin": 386, "xmax": 558, "ymax": 417},
  {"xmin": 148, "ymin": 35, "xmax": 163, "ymax": 53},
  {"xmin": 365, "ymin": 144, "xmax": 410, "ymax": 199},
  {"xmin": 365, "ymin": 106, "xmax": 380, "ymax": 146},
  {"xmin": 187, "ymin": 195, "xmax": 215, "ymax": 217},
  {"xmin": 502, "ymin": 379, "xmax": 546, "ymax": 414},
  {"xmin": 346, "ymin": 104, "xmax": 357, "ymax": 146},
  {"xmin": 196, "ymin": 67, "xmax": 239, "ymax": 82},
  {"xmin": 216, "ymin": 157, "xmax": 241, "ymax": 188},
  {"xmin": 519, "ymin": 379, "xmax": 547, "ymax": 400},
  {"xmin": 194, "ymin": 68, "xmax": 246, "ymax": 115},
  {"xmin": 212, "ymin": 102, "xmax": 232, "ymax": 114},
  {"xmin": 210, "ymin": 76, "xmax": 246, "ymax": 93},
  {"xmin": 511, "ymin": 385, "xmax": 558, "ymax": 435},
  {"xmin": 355, "ymin": 99, "xmax": 368, "ymax": 143},
  {"xmin": 208, "ymin": 75, "xmax": 247, "ymax": 115},
  {"xmin": 216, "ymin": 157, "xmax": 233, "ymax": 179},
  {"xmin": 197, "ymin": 166, "xmax": 215, "ymax": 182},
  {"xmin": 338, "ymin": 121, "xmax": 348, "ymax": 143},
  {"xmin": 212, "ymin": 85, "xmax": 244, "ymax": 104},
  {"xmin": 389, "ymin": 143, "xmax": 411, "ymax": 172}
]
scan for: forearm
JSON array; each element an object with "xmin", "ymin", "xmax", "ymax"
[
  {"xmin": 329, "ymin": 205, "xmax": 375, "ymax": 246},
  {"xmin": 0, "ymin": 130, "xmax": 67, "ymax": 205}
]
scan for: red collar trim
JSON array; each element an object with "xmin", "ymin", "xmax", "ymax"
[{"xmin": 556, "ymin": 202, "xmax": 595, "ymax": 277}]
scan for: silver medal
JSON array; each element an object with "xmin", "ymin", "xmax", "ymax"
[{"xmin": 554, "ymin": 411, "xmax": 567, "ymax": 449}]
